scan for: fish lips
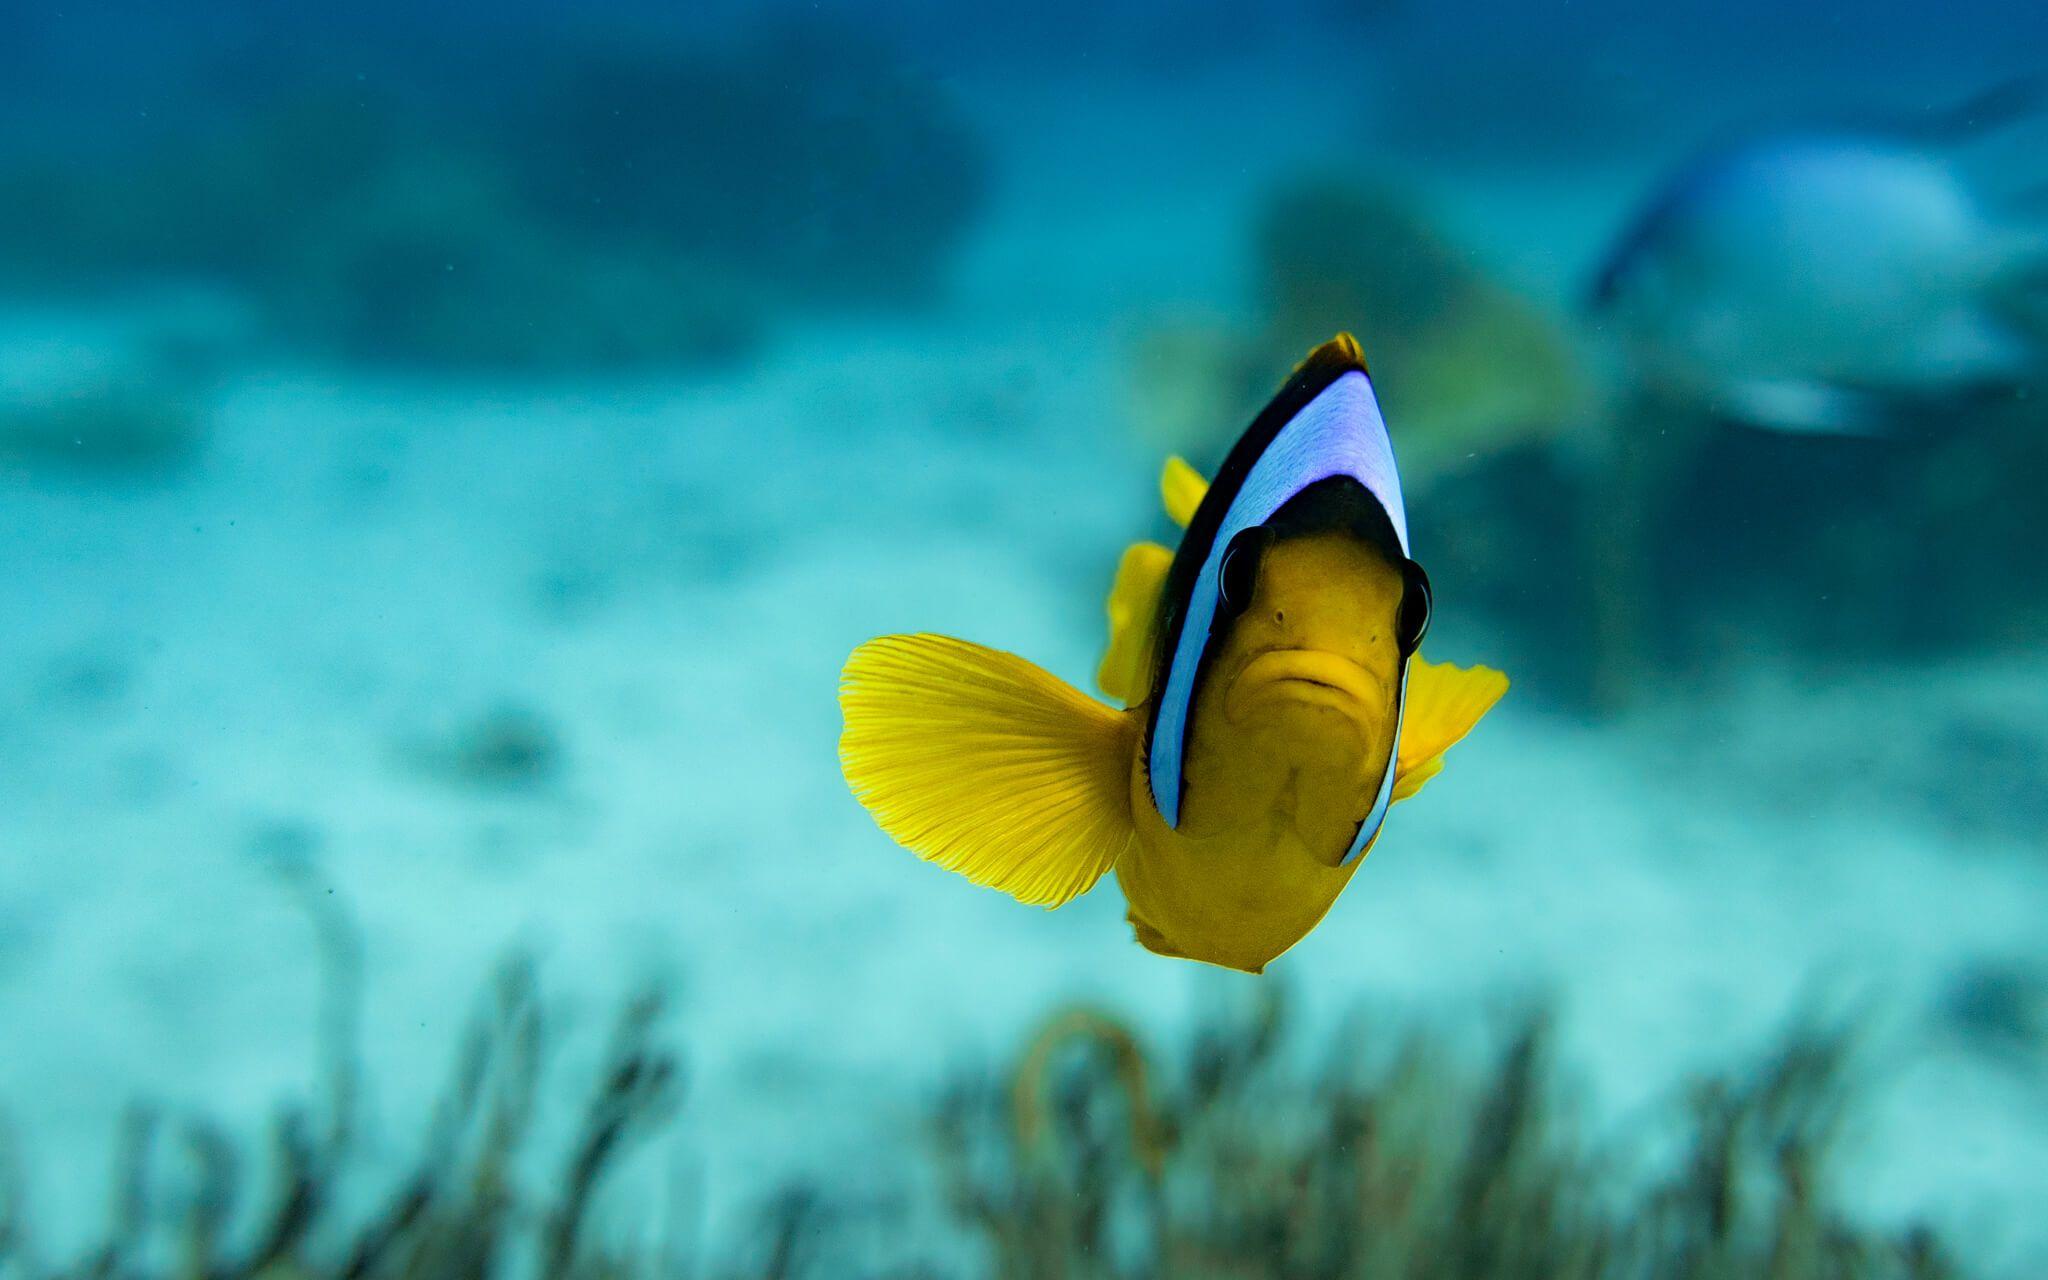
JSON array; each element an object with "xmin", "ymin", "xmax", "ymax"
[{"xmin": 1224, "ymin": 648, "xmax": 1392, "ymax": 732}]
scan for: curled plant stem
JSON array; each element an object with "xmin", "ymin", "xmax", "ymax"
[{"xmin": 1010, "ymin": 1008, "xmax": 1166, "ymax": 1179}]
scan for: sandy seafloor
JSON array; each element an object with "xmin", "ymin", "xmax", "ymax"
[{"xmin": 3, "ymin": 69, "xmax": 2047, "ymax": 1273}]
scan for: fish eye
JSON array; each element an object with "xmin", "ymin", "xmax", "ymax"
[
  {"xmin": 1217, "ymin": 527, "xmax": 1270, "ymax": 617},
  {"xmin": 1396, "ymin": 559, "xmax": 1432, "ymax": 652}
]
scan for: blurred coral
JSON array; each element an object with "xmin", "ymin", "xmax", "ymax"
[
  {"xmin": 514, "ymin": 17, "xmax": 989, "ymax": 307},
  {"xmin": 0, "ymin": 303, "xmax": 232, "ymax": 473},
  {"xmin": 0, "ymin": 386, "xmax": 201, "ymax": 473},
  {"xmin": 1127, "ymin": 175, "xmax": 1589, "ymax": 490},
  {"xmin": 0, "ymin": 16, "xmax": 988, "ymax": 373},
  {"xmin": 409, "ymin": 703, "xmax": 566, "ymax": 793},
  {"xmin": 1254, "ymin": 177, "xmax": 1591, "ymax": 483},
  {"xmin": 277, "ymin": 157, "xmax": 761, "ymax": 370},
  {"xmin": 1938, "ymin": 958, "xmax": 2048, "ymax": 1068}
]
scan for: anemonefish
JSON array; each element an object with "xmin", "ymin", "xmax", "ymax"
[{"xmin": 838, "ymin": 336, "xmax": 1507, "ymax": 973}]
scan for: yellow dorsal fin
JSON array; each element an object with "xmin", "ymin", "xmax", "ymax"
[
  {"xmin": 840, "ymin": 634, "xmax": 1139, "ymax": 908},
  {"xmin": 1097, "ymin": 541, "xmax": 1173, "ymax": 705},
  {"xmin": 1392, "ymin": 656, "xmax": 1508, "ymax": 803},
  {"xmin": 1095, "ymin": 456, "xmax": 1206, "ymax": 705},
  {"xmin": 1160, "ymin": 456, "xmax": 1208, "ymax": 528},
  {"xmin": 1293, "ymin": 332, "xmax": 1367, "ymax": 375}
]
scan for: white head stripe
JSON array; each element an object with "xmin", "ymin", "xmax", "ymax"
[{"xmin": 1147, "ymin": 370, "xmax": 1408, "ymax": 827}]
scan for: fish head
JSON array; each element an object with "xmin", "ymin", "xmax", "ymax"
[
  {"xmin": 1203, "ymin": 529, "xmax": 1413, "ymax": 765},
  {"xmin": 1144, "ymin": 341, "xmax": 1418, "ymax": 861}
]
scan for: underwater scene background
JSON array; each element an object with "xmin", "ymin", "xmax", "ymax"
[{"xmin": 3, "ymin": 1, "xmax": 2046, "ymax": 1275}]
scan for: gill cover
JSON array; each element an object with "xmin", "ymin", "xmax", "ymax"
[{"xmin": 1144, "ymin": 335, "xmax": 1413, "ymax": 865}]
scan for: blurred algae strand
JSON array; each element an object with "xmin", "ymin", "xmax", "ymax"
[
  {"xmin": 4, "ymin": 966, "xmax": 1966, "ymax": 1277},
  {"xmin": 0, "ymin": 927, "xmax": 1969, "ymax": 1277},
  {"xmin": 936, "ymin": 987, "xmax": 1957, "ymax": 1279}
]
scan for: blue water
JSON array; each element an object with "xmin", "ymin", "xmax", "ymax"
[{"xmin": 1, "ymin": 2, "xmax": 2044, "ymax": 1274}]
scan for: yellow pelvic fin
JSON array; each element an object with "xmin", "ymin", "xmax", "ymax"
[
  {"xmin": 1097, "ymin": 541, "xmax": 1173, "ymax": 705},
  {"xmin": 839, "ymin": 634, "xmax": 1139, "ymax": 908},
  {"xmin": 1392, "ymin": 656, "xmax": 1509, "ymax": 803},
  {"xmin": 1160, "ymin": 456, "xmax": 1208, "ymax": 528}
]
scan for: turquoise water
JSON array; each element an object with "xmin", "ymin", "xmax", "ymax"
[{"xmin": 1, "ymin": 4, "xmax": 2045, "ymax": 1275}]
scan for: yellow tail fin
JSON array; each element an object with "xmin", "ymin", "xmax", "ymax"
[
  {"xmin": 839, "ymin": 635, "xmax": 1139, "ymax": 907},
  {"xmin": 1392, "ymin": 656, "xmax": 1508, "ymax": 803}
]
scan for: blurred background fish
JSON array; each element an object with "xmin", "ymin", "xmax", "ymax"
[
  {"xmin": 1, "ymin": 2, "xmax": 2046, "ymax": 1277},
  {"xmin": 1587, "ymin": 86, "xmax": 2048, "ymax": 433}
]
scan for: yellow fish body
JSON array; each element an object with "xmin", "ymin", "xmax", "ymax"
[{"xmin": 839, "ymin": 336, "xmax": 1506, "ymax": 973}]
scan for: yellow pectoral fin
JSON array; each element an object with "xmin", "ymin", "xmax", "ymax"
[
  {"xmin": 1392, "ymin": 656, "xmax": 1509, "ymax": 803},
  {"xmin": 1160, "ymin": 456, "xmax": 1208, "ymax": 528},
  {"xmin": 1390, "ymin": 755, "xmax": 1443, "ymax": 803},
  {"xmin": 839, "ymin": 634, "xmax": 1139, "ymax": 908},
  {"xmin": 1097, "ymin": 541, "xmax": 1173, "ymax": 704}
]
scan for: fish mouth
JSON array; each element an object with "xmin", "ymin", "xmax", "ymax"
[{"xmin": 1225, "ymin": 649, "xmax": 1390, "ymax": 725}]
